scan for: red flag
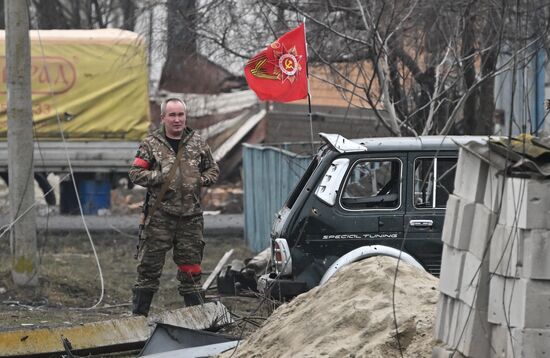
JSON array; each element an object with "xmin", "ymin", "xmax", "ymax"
[{"xmin": 244, "ymin": 24, "xmax": 308, "ymax": 102}]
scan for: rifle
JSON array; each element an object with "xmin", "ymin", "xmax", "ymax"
[{"xmin": 134, "ymin": 190, "xmax": 150, "ymax": 260}]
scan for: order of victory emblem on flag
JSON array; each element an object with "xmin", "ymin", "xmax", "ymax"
[{"xmin": 244, "ymin": 23, "xmax": 308, "ymax": 102}]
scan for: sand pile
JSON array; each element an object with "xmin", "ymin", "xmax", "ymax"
[{"xmin": 223, "ymin": 256, "xmax": 439, "ymax": 357}]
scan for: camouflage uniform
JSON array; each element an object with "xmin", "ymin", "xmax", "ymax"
[{"xmin": 129, "ymin": 125, "xmax": 219, "ymax": 296}]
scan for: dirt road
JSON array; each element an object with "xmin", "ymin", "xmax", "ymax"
[{"xmin": 0, "ymin": 230, "xmax": 268, "ymax": 337}]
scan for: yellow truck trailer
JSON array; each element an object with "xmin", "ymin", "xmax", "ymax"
[
  {"xmin": 0, "ymin": 29, "xmax": 151, "ymax": 213},
  {"xmin": 0, "ymin": 28, "xmax": 150, "ymax": 140}
]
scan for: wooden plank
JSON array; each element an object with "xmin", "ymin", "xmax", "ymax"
[
  {"xmin": 155, "ymin": 90, "xmax": 258, "ymax": 117},
  {"xmin": 202, "ymin": 249, "xmax": 234, "ymax": 291},
  {"xmin": 213, "ymin": 110, "xmax": 266, "ymax": 162}
]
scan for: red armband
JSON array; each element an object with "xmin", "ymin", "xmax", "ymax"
[
  {"xmin": 178, "ymin": 264, "xmax": 202, "ymax": 275},
  {"xmin": 133, "ymin": 157, "xmax": 150, "ymax": 169}
]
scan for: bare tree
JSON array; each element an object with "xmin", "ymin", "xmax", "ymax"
[
  {"xmin": 27, "ymin": 0, "xmax": 140, "ymax": 31},
  {"xmin": 21, "ymin": 0, "xmax": 550, "ymax": 135},
  {"xmin": 120, "ymin": 0, "xmax": 136, "ymax": 31},
  {"xmin": 191, "ymin": 0, "xmax": 550, "ymax": 136},
  {"xmin": 159, "ymin": 0, "xmax": 197, "ymax": 90},
  {"xmin": 32, "ymin": 0, "xmax": 70, "ymax": 29}
]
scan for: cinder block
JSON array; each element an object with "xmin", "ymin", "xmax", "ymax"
[
  {"xmin": 488, "ymin": 275, "xmax": 550, "ymax": 328},
  {"xmin": 439, "ymin": 245, "xmax": 466, "ymax": 298},
  {"xmin": 490, "ymin": 323, "xmax": 510, "ymax": 358},
  {"xmin": 469, "ymin": 203, "xmax": 497, "ymax": 260},
  {"xmin": 488, "ymin": 275, "xmax": 522, "ymax": 326},
  {"xmin": 522, "ymin": 229, "xmax": 550, "ymax": 280},
  {"xmin": 490, "ymin": 225, "xmax": 550, "ymax": 280},
  {"xmin": 488, "ymin": 275, "xmax": 525, "ymax": 326},
  {"xmin": 510, "ymin": 327, "xmax": 550, "ymax": 358},
  {"xmin": 432, "ymin": 346, "xmax": 465, "ymax": 358},
  {"xmin": 489, "ymin": 224, "xmax": 522, "ymax": 278},
  {"xmin": 483, "ymin": 166, "xmax": 504, "ymax": 213},
  {"xmin": 491, "ymin": 324, "xmax": 550, "ymax": 358},
  {"xmin": 447, "ymin": 300, "xmax": 490, "ymax": 358},
  {"xmin": 499, "ymin": 177, "xmax": 550, "ymax": 229},
  {"xmin": 453, "ymin": 199, "xmax": 476, "ymax": 250},
  {"xmin": 434, "ymin": 294, "xmax": 453, "ymax": 342},
  {"xmin": 453, "ymin": 148, "xmax": 489, "ymax": 203},
  {"xmin": 442, "ymin": 194, "xmax": 460, "ymax": 247},
  {"xmin": 447, "ymin": 298, "xmax": 462, "ymax": 347},
  {"xmin": 459, "ymin": 252, "xmax": 490, "ymax": 311}
]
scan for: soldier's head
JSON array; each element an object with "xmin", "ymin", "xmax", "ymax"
[{"xmin": 161, "ymin": 97, "xmax": 187, "ymax": 139}]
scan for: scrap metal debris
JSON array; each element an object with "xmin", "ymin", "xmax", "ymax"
[
  {"xmin": 486, "ymin": 134, "xmax": 550, "ymax": 177},
  {"xmin": 138, "ymin": 323, "xmax": 238, "ymax": 357},
  {"xmin": 0, "ymin": 302, "xmax": 231, "ymax": 357},
  {"xmin": 61, "ymin": 336, "xmax": 78, "ymax": 358}
]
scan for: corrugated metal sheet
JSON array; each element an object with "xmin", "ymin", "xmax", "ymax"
[{"xmin": 242, "ymin": 143, "xmax": 312, "ymax": 253}]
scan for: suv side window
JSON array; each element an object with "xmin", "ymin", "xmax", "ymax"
[
  {"xmin": 413, "ymin": 157, "xmax": 457, "ymax": 209},
  {"xmin": 341, "ymin": 159, "xmax": 401, "ymax": 210}
]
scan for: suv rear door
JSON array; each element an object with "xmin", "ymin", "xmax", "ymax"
[
  {"xmin": 295, "ymin": 152, "xmax": 407, "ymax": 257},
  {"xmin": 404, "ymin": 151, "xmax": 458, "ymax": 275}
]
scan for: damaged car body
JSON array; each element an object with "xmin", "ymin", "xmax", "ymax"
[{"xmin": 259, "ymin": 133, "xmax": 487, "ymax": 299}]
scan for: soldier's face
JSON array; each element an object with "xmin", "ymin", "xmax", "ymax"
[{"xmin": 162, "ymin": 101, "xmax": 187, "ymax": 139}]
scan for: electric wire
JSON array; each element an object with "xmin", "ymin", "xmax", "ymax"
[
  {"xmin": 448, "ymin": 147, "xmax": 506, "ymax": 357},
  {"xmin": 246, "ymin": 5, "xmax": 538, "ymax": 357},
  {"xmin": 32, "ymin": 26, "xmax": 105, "ymax": 309},
  {"xmin": 125, "ymin": 2, "xmax": 548, "ymax": 356},
  {"xmin": 3, "ymin": 12, "xmax": 107, "ymax": 307},
  {"xmin": 4, "ymin": 1, "xmax": 52, "ymax": 288},
  {"xmin": 430, "ymin": 1, "xmax": 539, "ymax": 355},
  {"xmin": 228, "ymin": 211, "xmax": 312, "ymax": 357},
  {"xmin": 0, "ymin": 174, "xmax": 69, "ymax": 242},
  {"xmin": 311, "ymin": 4, "xmax": 535, "ymax": 357}
]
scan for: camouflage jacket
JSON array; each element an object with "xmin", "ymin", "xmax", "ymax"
[{"xmin": 129, "ymin": 125, "xmax": 219, "ymax": 217}]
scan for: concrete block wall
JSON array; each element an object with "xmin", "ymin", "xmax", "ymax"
[
  {"xmin": 483, "ymin": 166, "xmax": 504, "ymax": 213},
  {"xmin": 498, "ymin": 177, "xmax": 550, "ymax": 229},
  {"xmin": 488, "ymin": 276, "xmax": 550, "ymax": 329},
  {"xmin": 491, "ymin": 324, "xmax": 550, "ymax": 358},
  {"xmin": 487, "ymin": 177, "xmax": 550, "ymax": 357},
  {"xmin": 433, "ymin": 147, "xmax": 550, "ymax": 358}
]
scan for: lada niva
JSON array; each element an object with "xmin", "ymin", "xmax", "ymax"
[{"xmin": 259, "ymin": 133, "xmax": 487, "ymax": 298}]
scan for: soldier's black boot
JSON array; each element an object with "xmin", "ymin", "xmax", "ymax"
[
  {"xmin": 132, "ymin": 288, "xmax": 155, "ymax": 316},
  {"xmin": 183, "ymin": 290, "xmax": 205, "ymax": 307}
]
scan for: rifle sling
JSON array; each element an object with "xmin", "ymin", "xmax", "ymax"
[{"xmin": 146, "ymin": 136, "xmax": 189, "ymax": 223}]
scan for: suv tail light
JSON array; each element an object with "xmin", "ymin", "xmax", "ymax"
[{"xmin": 273, "ymin": 238, "xmax": 292, "ymax": 276}]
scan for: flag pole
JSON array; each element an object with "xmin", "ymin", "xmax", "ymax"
[{"xmin": 303, "ymin": 18, "xmax": 315, "ymax": 155}]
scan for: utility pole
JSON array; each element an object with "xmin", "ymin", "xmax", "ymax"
[{"xmin": 5, "ymin": 0, "xmax": 38, "ymax": 286}]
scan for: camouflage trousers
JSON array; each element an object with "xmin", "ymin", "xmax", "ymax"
[{"xmin": 135, "ymin": 210, "xmax": 205, "ymax": 295}]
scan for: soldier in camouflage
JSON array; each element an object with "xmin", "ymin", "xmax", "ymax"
[{"xmin": 129, "ymin": 97, "xmax": 219, "ymax": 316}]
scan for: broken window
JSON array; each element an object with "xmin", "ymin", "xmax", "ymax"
[{"xmin": 413, "ymin": 157, "xmax": 456, "ymax": 209}]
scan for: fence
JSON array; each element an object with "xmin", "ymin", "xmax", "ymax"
[{"xmin": 242, "ymin": 143, "xmax": 314, "ymax": 252}]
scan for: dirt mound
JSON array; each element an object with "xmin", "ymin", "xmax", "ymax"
[{"xmin": 223, "ymin": 256, "xmax": 439, "ymax": 357}]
